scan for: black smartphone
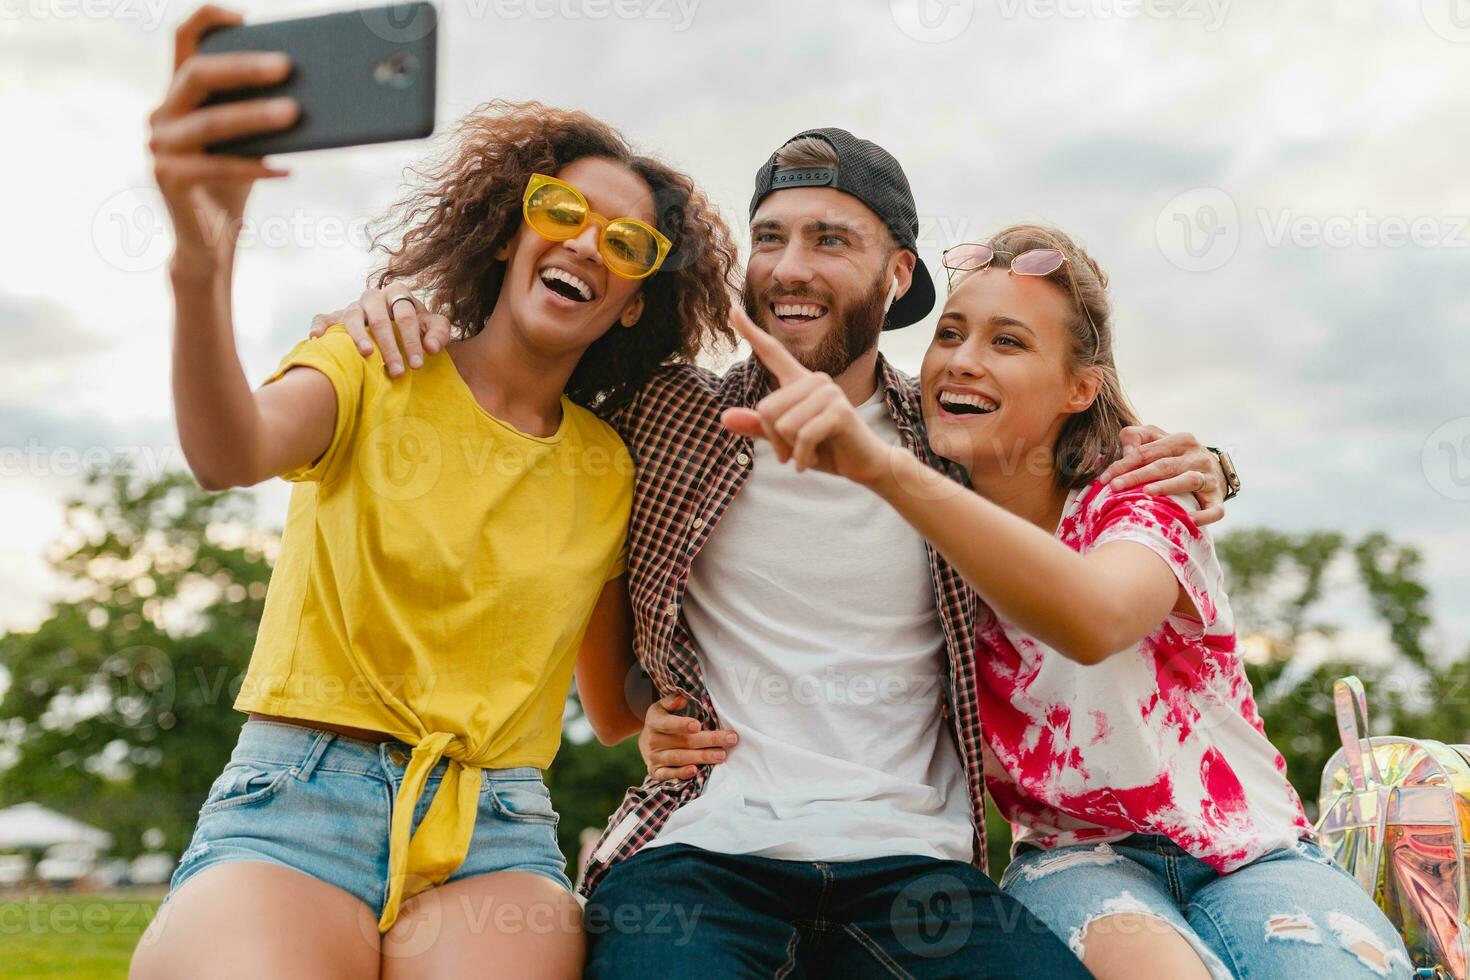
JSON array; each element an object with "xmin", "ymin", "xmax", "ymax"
[{"xmin": 198, "ymin": 3, "xmax": 437, "ymax": 156}]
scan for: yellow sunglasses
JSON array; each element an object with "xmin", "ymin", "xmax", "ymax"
[{"xmin": 522, "ymin": 173, "xmax": 673, "ymax": 281}]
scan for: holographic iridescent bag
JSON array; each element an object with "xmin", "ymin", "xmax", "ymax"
[{"xmin": 1318, "ymin": 675, "xmax": 1470, "ymax": 979}]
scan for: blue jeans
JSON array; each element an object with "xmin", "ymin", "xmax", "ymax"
[
  {"xmin": 1000, "ymin": 834, "xmax": 1412, "ymax": 978},
  {"xmin": 584, "ymin": 842, "xmax": 1089, "ymax": 978},
  {"xmin": 166, "ymin": 720, "xmax": 572, "ymax": 918}
]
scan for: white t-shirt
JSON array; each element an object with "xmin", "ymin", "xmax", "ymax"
[{"xmin": 647, "ymin": 388, "xmax": 974, "ymax": 864}]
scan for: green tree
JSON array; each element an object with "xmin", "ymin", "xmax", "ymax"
[
  {"xmin": 1220, "ymin": 528, "xmax": 1466, "ymax": 814},
  {"xmin": 0, "ymin": 468, "xmax": 269, "ymax": 857}
]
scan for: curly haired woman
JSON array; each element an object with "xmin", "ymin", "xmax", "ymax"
[{"xmin": 130, "ymin": 8, "xmax": 737, "ymax": 979}]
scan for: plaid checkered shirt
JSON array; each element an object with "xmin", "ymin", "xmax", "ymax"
[{"xmin": 576, "ymin": 352, "xmax": 985, "ymax": 897}]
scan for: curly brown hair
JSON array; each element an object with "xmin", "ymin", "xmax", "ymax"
[{"xmin": 370, "ymin": 100, "xmax": 739, "ymax": 414}]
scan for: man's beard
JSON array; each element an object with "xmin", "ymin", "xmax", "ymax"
[{"xmin": 742, "ymin": 270, "xmax": 889, "ymax": 379}]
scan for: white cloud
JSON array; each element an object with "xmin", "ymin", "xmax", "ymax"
[{"xmin": 4, "ymin": 0, "xmax": 1467, "ymax": 652}]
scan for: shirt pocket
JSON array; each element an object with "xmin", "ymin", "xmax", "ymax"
[{"xmin": 198, "ymin": 761, "xmax": 296, "ymax": 817}]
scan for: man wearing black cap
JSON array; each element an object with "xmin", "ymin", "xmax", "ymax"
[
  {"xmin": 745, "ymin": 128, "xmax": 939, "ymax": 340},
  {"xmin": 572, "ymin": 129, "xmax": 1225, "ymax": 977},
  {"xmin": 318, "ymin": 127, "xmax": 1229, "ymax": 977}
]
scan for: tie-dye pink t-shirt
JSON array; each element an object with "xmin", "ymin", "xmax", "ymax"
[{"xmin": 978, "ymin": 479, "xmax": 1311, "ymax": 873}]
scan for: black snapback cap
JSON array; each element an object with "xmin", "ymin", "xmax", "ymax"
[{"xmin": 749, "ymin": 127, "xmax": 936, "ymax": 330}]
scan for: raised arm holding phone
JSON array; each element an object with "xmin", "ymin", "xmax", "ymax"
[
  {"xmin": 153, "ymin": 7, "xmax": 325, "ymax": 490},
  {"xmin": 133, "ymin": 7, "xmax": 738, "ymax": 977}
]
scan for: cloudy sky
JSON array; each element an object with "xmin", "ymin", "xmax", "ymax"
[{"xmin": 3, "ymin": 0, "xmax": 1468, "ymax": 662}]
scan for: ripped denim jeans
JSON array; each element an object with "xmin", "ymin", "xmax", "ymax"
[{"xmin": 1000, "ymin": 834, "xmax": 1412, "ymax": 979}]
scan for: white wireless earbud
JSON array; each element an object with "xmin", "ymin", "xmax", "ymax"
[{"xmin": 883, "ymin": 276, "xmax": 900, "ymax": 314}]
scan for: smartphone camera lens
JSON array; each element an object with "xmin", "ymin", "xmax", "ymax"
[{"xmin": 374, "ymin": 53, "xmax": 418, "ymax": 89}]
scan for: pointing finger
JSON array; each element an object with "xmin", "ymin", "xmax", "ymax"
[{"xmin": 730, "ymin": 305, "xmax": 807, "ymax": 387}]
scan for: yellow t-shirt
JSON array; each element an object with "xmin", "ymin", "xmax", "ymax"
[{"xmin": 235, "ymin": 326, "xmax": 633, "ymax": 931}]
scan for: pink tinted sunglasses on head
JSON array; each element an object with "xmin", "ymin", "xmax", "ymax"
[{"xmin": 940, "ymin": 243, "xmax": 1100, "ymax": 351}]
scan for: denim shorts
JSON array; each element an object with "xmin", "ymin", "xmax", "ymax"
[
  {"xmin": 165, "ymin": 720, "xmax": 572, "ymax": 918},
  {"xmin": 1000, "ymin": 834, "xmax": 1412, "ymax": 979}
]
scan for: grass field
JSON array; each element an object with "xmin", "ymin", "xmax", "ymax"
[{"xmin": 1, "ymin": 894, "xmax": 160, "ymax": 979}]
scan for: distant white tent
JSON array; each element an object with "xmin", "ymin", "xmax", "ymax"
[{"xmin": 0, "ymin": 803, "xmax": 111, "ymax": 851}]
